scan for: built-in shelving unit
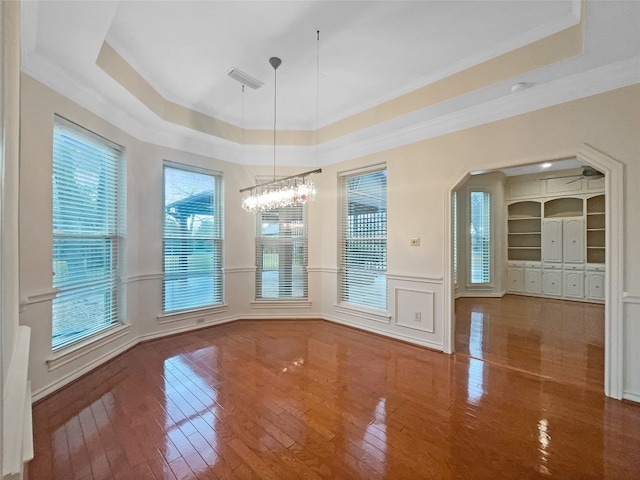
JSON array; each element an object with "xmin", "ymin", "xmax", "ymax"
[
  {"xmin": 587, "ymin": 194, "xmax": 605, "ymax": 263},
  {"xmin": 544, "ymin": 197, "xmax": 584, "ymax": 218},
  {"xmin": 507, "ymin": 201, "xmax": 541, "ymax": 261},
  {"xmin": 505, "ymin": 172, "xmax": 605, "ymax": 303}
]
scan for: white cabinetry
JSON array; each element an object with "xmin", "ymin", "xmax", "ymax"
[
  {"xmin": 542, "ymin": 217, "xmax": 584, "ymax": 263},
  {"xmin": 563, "ymin": 269, "xmax": 584, "ymax": 299},
  {"xmin": 524, "ymin": 266, "xmax": 542, "ymax": 294},
  {"xmin": 586, "ymin": 195, "xmax": 605, "ymax": 264},
  {"xmin": 506, "ymin": 179, "xmax": 604, "ymax": 303},
  {"xmin": 542, "ymin": 219, "xmax": 562, "ymax": 262},
  {"xmin": 507, "ymin": 265, "xmax": 524, "ymax": 292},
  {"xmin": 563, "ymin": 218, "xmax": 584, "ymax": 263},
  {"xmin": 507, "ymin": 202, "xmax": 541, "ymax": 262},
  {"xmin": 542, "ymin": 265, "xmax": 562, "ymax": 296},
  {"xmin": 585, "ymin": 264, "xmax": 605, "ymax": 301}
]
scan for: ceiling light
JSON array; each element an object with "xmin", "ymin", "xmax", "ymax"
[
  {"xmin": 227, "ymin": 68, "xmax": 263, "ymax": 90},
  {"xmin": 240, "ymin": 34, "xmax": 323, "ymax": 213},
  {"xmin": 541, "ymin": 162, "xmax": 552, "ymax": 168}
]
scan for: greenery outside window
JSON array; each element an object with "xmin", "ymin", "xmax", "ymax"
[
  {"xmin": 255, "ymin": 204, "xmax": 308, "ymax": 299},
  {"xmin": 52, "ymin": 117, "xmax": 123, "ymax": 348},
  {"xmin": 163, "ymin": 164, "xmax": 223, "ymax": 312},
  {"xmin": 470, "ymin": 190, "xmax": 491, "ymax": 284}
]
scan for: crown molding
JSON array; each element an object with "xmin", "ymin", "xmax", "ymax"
[
  {"xmin": 319, "ymin": 0, "xmax": 582, "ymax": 127},
  {"xmin": 318, "ymin": 56, "xmax": 640, "ymax": 166},
  {"xmin": 22, "ymin": 33, "xmax": 639, "ymax": 170},
  {"xmin": 22, "ymin": 50, "xmax": 147, "ymax": 141}
]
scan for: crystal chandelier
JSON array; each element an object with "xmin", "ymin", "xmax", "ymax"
[
  {"xmin": 241, "ymin": 168, "xmax": 321, "ymax": 212},
  {"xmin": 240, "ymin": 36, "xmax": 322, "ymax": 213}
]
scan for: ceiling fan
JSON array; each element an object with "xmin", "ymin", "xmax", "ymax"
[{"xmin": 543, "ymin": 166, "xmax": 604, "ymax": 184}]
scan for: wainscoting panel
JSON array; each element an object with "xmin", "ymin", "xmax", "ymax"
[
  {"xmin": 623, "ymin": 295, "xmax": 640, "ymax": 402},
  {"xmin": 395, "ymin": 287, "xmax": 435, "ymax": 333}
]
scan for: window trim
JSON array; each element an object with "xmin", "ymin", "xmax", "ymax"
[
  {"xmin": 337, "ymin": 164, "xmax": 388, "ymax": 311},
  {"xmin": 467, "ymin": 188, "xmax": 493, "ymax": 288},
  {"xmin": 254, "ymin": 201, "xmax": 309, "ymax": 301},
  {"xmin": 51, "ymin": 116, "xmax": 125, "ymax": 351},
  {"xmin": 162, "ymin": 161, "xmax": 224, "ymax": 313}
]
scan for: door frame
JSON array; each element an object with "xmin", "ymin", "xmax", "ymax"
[{"xmin": 443, "ymin": 144, "xmax": 625, "ymax": 399}]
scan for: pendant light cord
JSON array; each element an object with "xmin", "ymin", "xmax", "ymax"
[
  {"xmin": 241, "ymin": 84, "xmax": 245, "ymax": 146},
  {"xmin": 316, "ymin": 30, "xmax": 321, "ymax": 169},
  {"xmin": 273, "ymin": 66, "xmax": 277, "ymax": 182}
]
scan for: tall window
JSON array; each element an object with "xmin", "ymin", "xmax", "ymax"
[
  {"xmin": 256, "ymin": 204, "xmax": 307, "ymax": 299},
  {"xmin": 339, "ymin": 168, "xmax": 387, "ymax": 309},
  {"xmin": 52, "ymin": 118, "xmax": 122, "ymax": 348},
  {"xmin": 470, "ymin": 190, "xmax": 491, "ymax": 284},
  {"xmin": 163, "ymin": 164, "xmax": 223, "ymax": 312}
]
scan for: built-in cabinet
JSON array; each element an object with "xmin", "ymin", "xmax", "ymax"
[
  {"xmin": 507, "ymin": 191, "xmax": 605, "ymax": 303},
  {"xmin": 507, "ymin": 201, "xmax": 541, "ymax": 261}
]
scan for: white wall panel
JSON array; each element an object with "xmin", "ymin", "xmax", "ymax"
[
  {"xmin": 395, "ymin": 288, "xmax": 435, "ymax": 333},
  {"xmin": 624, "ymin": 298, "xmax": 640, "ymax": 402}
]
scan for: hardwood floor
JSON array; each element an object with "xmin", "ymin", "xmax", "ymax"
[
  {"xmin": 28, "ymin": 302, "xmax": 640, "ymax": 479},
  {"xmin": 455, "ymin": 295, "xmax": 605, "ymax": 392}
]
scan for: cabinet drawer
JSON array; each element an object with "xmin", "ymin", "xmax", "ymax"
[
  {"xmin": 543, "ymin": 263, "xmax": 562, "ymax": 270},
  {"xmin": 564, "ymin": 264, "xmax": 584, "ymax": 271},
  {"xmin": 586, "ymin": 263, "xmax": 605, "ymax": 272}
]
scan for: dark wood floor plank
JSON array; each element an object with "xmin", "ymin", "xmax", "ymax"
[{"xmin": 28, "ymin": 301, "xmax": 640, "ymax": 479}]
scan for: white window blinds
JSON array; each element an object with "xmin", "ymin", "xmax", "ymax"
[
  {"xmin": 339, "ymin": 168, "xmax": 387, "ymax": 309},
  {"xmin": 256, "ymin": 204, "xmax": 308, "ymax": 299},
  {"xmin": 163, "ymin": 165, "xmax": 223, "ymax": 312},
  {"xmin": 52, "ymin": 118, "xmax": 122, "ymax": 349},
  {"xmin": 470, "ymin": 190, "xmax": 491, "ymax": 284}
]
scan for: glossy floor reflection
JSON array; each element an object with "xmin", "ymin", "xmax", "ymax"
[
  {"xmin": 29, "ymin": 314, "xmax": 640, "ymax": 479},
  {"xmin": 456, "ymin": 295, "xmax": 605, "ymax": 391}
]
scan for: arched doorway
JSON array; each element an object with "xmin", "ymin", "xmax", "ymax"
[{"xmin": 443, "ymin": 144, "xmax": 624, "ymax": 399}]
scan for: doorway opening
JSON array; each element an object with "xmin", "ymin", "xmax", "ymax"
[{"xmin": 444, "ymin": 145, "xmax": 624, "ymax": 399}]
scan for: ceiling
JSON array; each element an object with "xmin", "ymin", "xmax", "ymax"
[{"xmin": 21, "ymin": 1, "xmax": 640, "ymax": 168}]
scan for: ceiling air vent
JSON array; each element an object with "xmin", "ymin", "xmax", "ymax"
[{"xmin": 227, "ymin": 68, "xmax": 263, "ymax": 90}]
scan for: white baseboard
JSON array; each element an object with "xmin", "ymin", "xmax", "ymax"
[
  {"xmin": 321, "ymin": 314, "xmax": 444, "ymax": 352},
  {"xmin": 623, "ymin": 391, "xmax": 640, "ymax": 404},
  {"xmin": 32, "ymin": 336, "xmax": 138, "ymax": 402}
]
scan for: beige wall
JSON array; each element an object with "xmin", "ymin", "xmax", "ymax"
[{"xmin": 17, "ymin": 72, "xmax": 640, "ymax": 401}]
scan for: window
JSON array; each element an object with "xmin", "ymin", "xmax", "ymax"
[
  {"xmin": 256, "ymin": 204, "xmax": 307, "ymax": 299},
  {"xmin": 163, "ymin": 164, "xmax": 223, "ymax": 312},
  {"xmin": 339, "ymin": 168, "xmax": 387, "ymax": 309},
  {"xmin": 470, "ymin": 190, "xmax": 491, "ymax": 284},
  {"xmin": 52, "ymin": 118, "xmax": 123, "ymax": 348}
]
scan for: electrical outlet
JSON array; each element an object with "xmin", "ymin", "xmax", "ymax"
[
  {"xmin": 414, "ymin": 312, "xmax": 421, "ymax": 322},
  {"xmin": 410, "ymin": 237, "xmax": 420, "ymax": 246}
]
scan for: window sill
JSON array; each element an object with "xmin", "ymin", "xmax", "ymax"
[
  {"xmin": 250, "ymin": 300, "xmax": 312, "ymax": 309},
  {"xmin": 466, "ymin": 283, "xmax": 495, "ymax": 290},
  {"xmin": 157, "ymin": 303, "xmax": 229, "ymax": 324},
  {"xmin": 47, "ymin": 323, "xmax": 131, "ymax": 371},
  {"xmin": 334, "ymin": 303, "xmax": 391, "ymax": 324}
]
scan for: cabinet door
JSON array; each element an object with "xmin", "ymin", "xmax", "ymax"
[
  {"xmin": 507, "ymin": 267, "xmax": 524, "ymax": 292},
  {"xmin": 542, "ymin": 220, "xmax": 562, "ymax": 262},
  {"xmin": 563, "ymin": 218, "xmax": 584, "ymax": 263},
  {"xmin": 525, "ymin": 269, "xmax": 542, "ymax": 294},
  {"xmin": 586, "ymin": 271, "xmax": 605, "ymax": 300},
  {"xmin": 543, "ymin": 270, "xmax": 562, "ymax": 296},
  {"xmin": 563, "ymin": 271, "xmax": 584, "ymax": 298}
]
